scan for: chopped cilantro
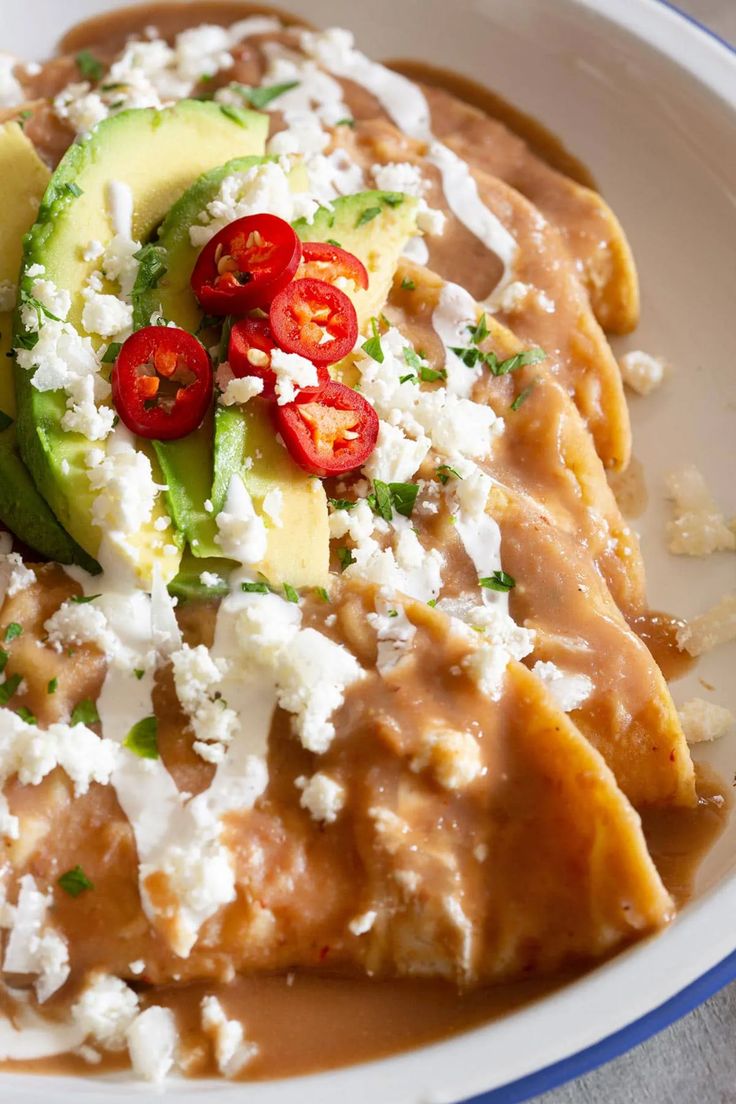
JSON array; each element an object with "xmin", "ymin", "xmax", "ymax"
[
  {"xmin": 420, "ymin": 364, "xmax": 446, "ymax": 382},
  {"xmin": 427, "ymin": 598, "xmax": 437, "ymax": 607},
  {"xmin": 436, "ymin": 464, "xmax": 462, "ymax": 485},
  {"xmin": 361, "ymin": 317, "xmax": 384, "ymax": 363},
  {"xmin": 467, "ymin": 314, "xmax": 489, "ymax": 345},
  {"xmin": 479, "ymin": 570, "xmax": 516, "ymax": 592},
  {"xmin": 283, "ymin": 583, "xmax": 299, "ymax": 604},
  {"xmin": 355, "ymin": 206, "xmax": 382, "ymax": 228},
  {"xmin": 219, "ymin": 104, "xmax": 251, "ymax": 127},
  {"xmin": 315, "ymin": 587, "xmax": 331, "ymax": 603},
  {"xmin": 335, "ymin": 116, "xmax": 355, "ymax": 127},
  {"xmin": 16, "ymin": 706, "xmax": 36, "ymax": 725},
  {"xmin": 399, "ymin": 373, "xmax": 418, "ymax": 384},
  {"xmin": 325, "ymin": 238, "xmax": 342, "ymax": 248},
  {"xmin": 337, "ymin": 547, "xmax": 355, "ymax": 571},
  {"xmin": 71, "ymin": 698, "xmax": 100, "ymax": 727},
  {"xmin": 0, "ymin": 674, "xmax": 22, "ymax": 706},
  {"xmin": 47, "ymin": 677, "xmax": 58, "ymax": 694},
  {"xmin": 400, "ymin": 277, "xmax": 416, "ymax": 291},
  {"xmin": 0, "ymin": 410, "xmax": 12, "ymax": 432},
  {"xmin": 236, "ymin": 80, "xmax": 300, "ymax": 109},
  {"xmin": 101, "ymin": 342, "xmax": 121, "ymax": 364},
  {"xmin": 70, "ymin": 594, "xmax": 100, "ymax": 604},
  {"xmin": 76, "ymin": 50, "xmax": 104, "ymax": 83},
  {"xmin": 58, "ymin": 865, "xmax": 94, "ymax": 898},
  {"xmin": 485, "ymin": 347, "xmax": 546, "ymax": 377},
  {"xmin": 241, "ymin": 581, "xmax": 271, "ymax": 594},
  {"xmin": 510, "ymin": 382, "xmax": 536, "ymax": 411},
  {"xmin": 387, "ymin": 609, "xmax": 399, "ymax": 618},
  {"xmin": 328, "ymin": 498, "xmax": 356, "ymax": 510},
  {"xmin": 402, "ymin": 347, "xmax": 423, "ymax": 372},
  {"xmin": 368, "ymin": 480, "xmax": 419, "ymax": 520},
  {"xmin": 4, "ymin": 623, "xmax": 22, "ymax": 642},
  {"xmin": 381, "ymin": 193, "xmax": 404, "ymax": 208},
  {"xmin": 133, "ymin": 669, "xmax": 145, "ymax": 681},
  {"xmin": 131, "ymin": 244, "xmax": 167, "ymax": 328},
  {"xmin": 123, "ymin": 716, "xmax": 159, "ymax": 759},
  {"xmin": 0, "ymin": 649, "xmax": 7, "ymax": 674}
]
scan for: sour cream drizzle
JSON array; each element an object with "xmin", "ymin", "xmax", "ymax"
[{"xmin": 299, "ymin": 30, "xmax": 518, "ymax": 301}]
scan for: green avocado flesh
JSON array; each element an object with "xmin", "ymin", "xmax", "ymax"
[
  {"xmin": 141, "ymin": 165, "xmax": 419, "ymax": 592},
  {"xmin": 13, "ymin": 101, "xmax": 268, "ymax": 578}
]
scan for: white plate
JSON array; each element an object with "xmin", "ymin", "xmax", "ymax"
[{"xmin": 2, "ymin": 1, "xmax": 735, "ymax": 1100}]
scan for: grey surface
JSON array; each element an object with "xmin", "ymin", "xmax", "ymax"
[{"xmin": 534, "ymin": 3, "xmax": 735, "ymax": 1102}]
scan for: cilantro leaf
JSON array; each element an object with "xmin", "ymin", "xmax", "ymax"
[
  {"xmin": 76, "ymin": 50, "xmax": 104, "ymax": 83},
  {"xmin": 132, "ymin": 244, "xmax": 168, "ymax": 328},
  {"xmin": 485, "ymin": 347, "xmax": 546, "ymax": 377},
  {"xmin": 4, "ymin": 623, "xmax": 22, "ymax": 642},
  {"xmin": 328, "ymin": 498, "xmax": 356, "ymax": 510},
  {"xmin": 232, "ymin": 80, "xmax": 300, "ymax": 109},
  {"xmin": 70, "ymin": 594, "xmax": 100, "ymax": 604},
  {"xmin": 47, "ymin": 677, "xmax": 58, "ymax": 694},
  {"xmin": 241, "ymin": 581, "xmax": 271, "ymax": 594},
  {"xmin": 436, "ymin": 464, "xmax": 462, "ymax": 485},
  {"xmin": 314, "ymin": 587, "xmax": 331, "ymax": 603},
  {"xmin": 123, "ymin": 716, "xmax": 159, "ymax": 759},
  {"xmin": 337, "ymin": 547, "xmax": 355, "ymax": 571},
  {"xmin": 283, "ymin": 583, "xmax": 299, "ymax": 604},
  {"xmin": 0, "ymin": 649, "xmax": 7, "ymax": 674},
  {"xmin": 15, "ymin": 706, "xmax": 36, "ymax": 725},
  {"xmin": 510, "ymin": 382, "xmax": 536, "ymax": 411},
  {"xmin": 58, "ymin": 865, "xmax": 94, "ymax": 897},
  {"xmin": 0, "ymin": 674, "xmax": 22, "ymax": 706},
  {"xmin": 71, "ymin": 698, "xmax": 100, "ymax": 727},
  {"xmin": 368, "ymin": 480, "xmax": 419, "ymax": 520},
  {"xmin": 400, "ymin": 277, "xmax": 416, "ymax": 291},
  {"xmin": 355, "ymin": 206, "xmax": 382, "ymax": 228},
  {"xmin": 361, "ymin": 317, "xmax": 384, "ymax": 363},
  {"xmin": 479, "ymin": 570, "xmax": 516, "ymax": 592}
]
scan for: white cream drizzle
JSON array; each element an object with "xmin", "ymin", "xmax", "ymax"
[{"xmin": 297, "ymin": 29, "xmax": 518, "ymax": 303}]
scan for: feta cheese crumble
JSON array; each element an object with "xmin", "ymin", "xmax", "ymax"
[
  {"xmin": 126, "ymin": 1004, "xmax": 178, "ymax": 1083},
  {"xmin": 531, "ymin": 660, "xmax": 594, "ymax": 712},
  {"xmin": 72, "ymin": 974, "xmax": 140, "ymax": 1051},
  {"xmin": 678, "ymin": 698, "xmax": 735, "ymax": 744},
  {"xmin": 665, "ymin": 465, "xmax": 735, "ymax": 556},
  {"xmin": 618, "ymin": 350, "xmax": 666, "ymax": 396},
  {"xmin": 295, "ymin": 771, "xmax": 346, "ymax": 823},
  {"xmin": 215, "ymin": 474, "xmax": 268, "ymax": 565},
  {"xmin": 676, "ymin": 593, "xmax": 736, "ymax": 656},
  {"xmin": 201, "ymin": 995, "xmax": 259, "ymax": 1078}
]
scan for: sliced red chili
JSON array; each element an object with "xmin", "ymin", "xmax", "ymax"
[
  {"xmin": 191, "ymin": 213, "xmax": 301, "ymax": 316},
  {"xmin": 275, "ymin": 379, "xmax": 379, "ymax": 476},
  {"xmin": 228, "ymin": 316, "xmax": 328, "ymax": 401},
  {"xmin": 297, "ymin": 242, "xmax": 369, "ymax": 291},
  {"xmin": 111, "ymin": 326, "xmax": 212, "ymax": 441},
  {"xmin": 269, "ymin": 278, "xmax": 358, "ymax": 368}
]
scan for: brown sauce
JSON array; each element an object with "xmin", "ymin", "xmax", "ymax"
[
  {"xmin": 387, "ymin": 58, "xmax": 597, "ymax": 190},
  {"xmin": 0, "ymin": 0, "xmax": 730, "ymax": 1086},
  {"xmin": 629, "ymin": 610, "xmax": 696, "ymax": 682}
]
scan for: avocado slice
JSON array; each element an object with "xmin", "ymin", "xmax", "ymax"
[
  {"xmin": 13, "ymin": 101, "xmax": 268, "ymax": 584},
  {"xmin": 292, "ymin": 191, "xmax": 419, "ymax": 330},
  {"xmin": 0, "ymin": 123, "xmax": 97, "ymax": 567},
  {"xmin": 134, "ymin": 153, "xmax": 331, "ymax": 588}
]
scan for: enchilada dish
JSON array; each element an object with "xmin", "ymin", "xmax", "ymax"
[{"xmin": 0, "ymin": 1, "xmax": 731, "ymax": 1084}]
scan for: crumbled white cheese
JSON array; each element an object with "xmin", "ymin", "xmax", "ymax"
[
  {"xmin": 219, "ymin": 374, "xmax": 265, "ymax": 407},
  {"xmin": 2, "ymin": 875, "xmax": 70, "ymax": 1002},
  {"xmin": 619, "ymin": 350, "xmax": 666, "ymax": 396},
  {"xmin": 88, "ymin": 429, "xmax": 161, "ymax": 538},
  {"xmin": 140, "ymin": 838, "xmax": 236, "ymax": 959},
  {"xmin": 677, "ymin": 593, "xmax": 736, "ymax": 656},
  {"xmin": 126, "ymin": 1005, "xmax": 178, "ymax": 1083},
  {"xmin": 665, "ymin": 465, "xmax": 735, "ymax": 556},
  {"xmin": 411, "ymin": 728, "xmax": 482, "ymax": 790},
  {"xmin": 0, "ymin": 279, "xmax": 17, "ymax": 312},
  {"xmin": 348, "ymin": 910, "xmax": 377, "ymax": 936},
  {"xmin": 190, "ymin": 160, "xmax": 318, "ymax": 247},
  {"xmin": 295, "ymin": 771, "xmax": 345, "ymax": 823},
  {"xmin": 72, "ymin": 974, "xmax": 140, "ymax": 1051},
  {"xmin": 81, "ymin": 287, "xmax": 133, "ymax": 339},
  {"xmin": 199, "ymin": 571, "xmax": 224, "ymax": 588},
  {"xmin": 0, "ymin": 54, "xmax": 24, "ymax": 107},
  {"xmin": 678, "ymin": 698, "xmax": 735, "ymax": 744},
  {"xmin": 269, "ymin": 348, "xmax": 319, "ymax": 405},
  {"xmin": 345, "ymin": 523, "xmax": 444, "ymax": 603},
  {"xmin": 531, "ymin": 660, "xmax": 594, "ymax": 712},
  {"xmin": 275, "ymin": 628, "xmax": 364, "ymax": 753},
  {"xmin": 0, "ymin": 709, "xmax": 118, "ymax": 809},
  {"xmin": 362, "ymin": 420, "xmax": 430, "ymax": 484},
  {"xmin": 170, "ymin": 643, "xmax": 237, "ymax": 763},
  {"xmin": 328, "ymin": 498, "xmax": 376, "ymax": 543},
  {"xmin": 44, "ymin": 598, "xmax": 117, "ymax": 655},
  {"xmin": 0, "ymin": 550, "xmax": 35, "ymax": 601},
  {"xmin": 215, "ymin": 474, "xmax": 268, "ymax": 565},
  {"xmin": 201, "ymin": 995, "xmax": 259, "ymax": 1078},
  {"xmin": 367, "ymin": 599, "xmax": 416, "ymax": 674}
]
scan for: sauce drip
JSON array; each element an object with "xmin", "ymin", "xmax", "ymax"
[{"xmin": 629, "ymin": 610, "xmax": 696, "ymax": 682}]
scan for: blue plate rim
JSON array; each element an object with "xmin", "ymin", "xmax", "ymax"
[{"xmin": 459, "ymin": 4, "xmax": 735, "ymax": 1101}]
